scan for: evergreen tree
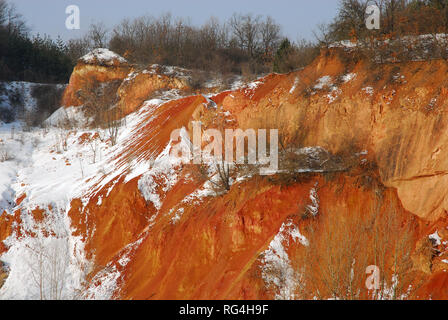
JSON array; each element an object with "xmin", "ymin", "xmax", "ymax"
[{"xmin": 273, "ymin": 38, "xmax": 293, "ymax": 73}]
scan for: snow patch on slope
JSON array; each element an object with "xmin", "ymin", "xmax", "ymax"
[
  {"xmin": 314, "ymin": 76, "xmax": 332, "ymax": 90},
  {"xmin": 45, "ymin": 106, "xmax": 91, "ymax": 127},
  {"xmin": 429, "ymin": 231, "xmax": 442, "ymax": 246},
  {"xmin": 290, "ymin": 77, "xmax": 299, "ymax": 94},
  {"xmin": 137, "ymin": 127, "xmax": 191, "ymax": 210},
  {"xmin": 342, "ymin": 73, "xmax": 357, "ymax": 83},
  {"xmin": 261, "ymin": 219, "xmax": 308, "ymax": 300},
  {"xmin": 80, "ymin": 48, "xmax": 127, "ymax": 66}
]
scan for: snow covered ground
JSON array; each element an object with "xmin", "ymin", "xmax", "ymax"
[
  {"xmin": 0, "ymin": 92, "xmax": 179, "ymax": 299},
  {"xmin": 261, "ymin": 218, "xmax": 308, "ymax": 300},
  {"xmin": 0, "ymin": 121, "xmax": 91, "ymax": 299}
]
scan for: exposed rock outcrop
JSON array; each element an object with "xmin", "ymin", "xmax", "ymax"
[
  {"xmin": 3, "ymin": 47, "xmax": 448, "ymax": 299},
  {"xmin": 62, "ymin": 49, "xmax": 131, "ymax": 108},
  {"xmin": 62, "ymin": 49, "xmax": 191, "ymax": 117}
]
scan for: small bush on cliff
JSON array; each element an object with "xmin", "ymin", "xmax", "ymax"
[
  {"xmin": 104, "ymin": 107, "xmax": 123, "ymax": 146},
  {"xmin": 191, "ymin": 160, "xmax": 241, "ymax": 195}
]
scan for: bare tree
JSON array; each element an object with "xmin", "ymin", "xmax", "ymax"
[
  {"xmin": 313, "ymin": 23, "xmax": 334, "ymax": 47},
  {"xmin": 229, "ymin": 13, "xmax": 262, "ymax": 57},
  {"xmin": 259, "ymin": 16, "xmax": 281, "ymax": 58},
  {"xmin": 0, "ymin": 0, "xmax": 8, "ymax": 26},
  {"xmin": 87, "ymin": 22, "xmax": 109, "ymax": 48},
  {"xmin": 0, "ymin": 0, "xmax": 27, "ymax": 35},
  {"xmin": 25, "ymin": 229, "xmax": 71, "ymax": 300},
  {"xmin": 105, "ymin": 107, "xmax": 123, "ymax": 146},
  {"xmin": 0, "ymin": 140, "xmax": 12, "ymax": 162},
  {"xmin": 66, "ymin": 37, "xmax": 92, "ymax": 62},
  {"xmin": 330, "ymin": 0, "xmax": 370, "ymax": 41},
  {"xmin": 200, "ymin": 17, "xmax": 229, "ymax": 49},
  {"xmin": 88, "ymin": 139, "xmax": 99, "ymax": 164},
  {"xmin": 214, "ymin": 159, "xmax": 232, "ymax": 192}
]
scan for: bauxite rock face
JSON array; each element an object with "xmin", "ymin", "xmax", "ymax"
[
  {"xmin": 215, "ymin": 51, "xmax": 448, "ymax": 222},
  {"xmin": 116, "ymin": 65, "xmax": 190, "ymax": 115},
  {"xmin": 61, "ymin": 49, "xmax": 131, "ymax": 108},
  {"xmin": 61, "ymin": 48, "xmax": 448, "ymax": 298},
  {"xmin": 3, "ymin": 47, "xmax": 448, "ymax": 299},
  {"xmin": 62, "ymin": 49, "xmax": 191, "ymax": 117}
]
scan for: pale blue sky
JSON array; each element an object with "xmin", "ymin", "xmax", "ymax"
[{"xmin": 11, "ymin": 0, "xmax": 340, "ymax": 41}]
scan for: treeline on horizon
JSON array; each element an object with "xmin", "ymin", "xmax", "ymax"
[
  {"xmin": 325, "ymin": 0, "xmax": 448, "ymax": 43},
  {"xmin": 1, "ymin": 0, "xmax": 448, "ymax": 85}
]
